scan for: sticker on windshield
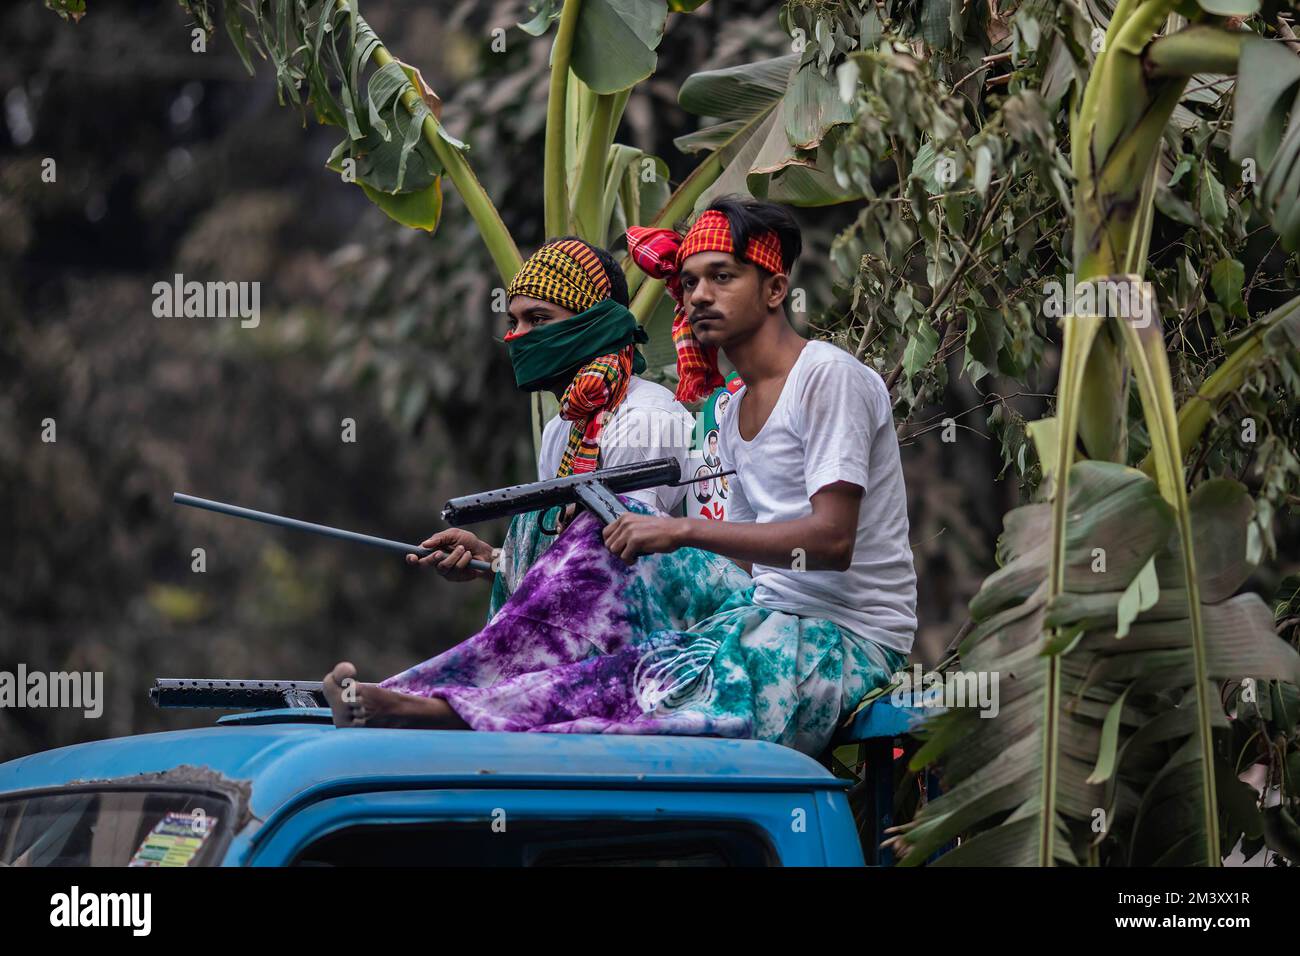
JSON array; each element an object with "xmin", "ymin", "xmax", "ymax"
[{"xmin": 128, "ymin": 810, "xmax": 216, "ymax": 867}]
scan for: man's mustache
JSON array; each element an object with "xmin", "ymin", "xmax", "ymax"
[{"xmin": 690, "ymin": 310, "xmax": 722, "ymax": 324}]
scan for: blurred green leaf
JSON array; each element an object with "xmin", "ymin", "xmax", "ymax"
[{"xmin": 570, "ymin": 0, "xmax": 668, "ymax": 94}]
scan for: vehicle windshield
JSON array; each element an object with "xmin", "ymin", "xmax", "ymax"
[{"xmin": 0, "ymin": 789, "xmax": 229, "ymax": 867}]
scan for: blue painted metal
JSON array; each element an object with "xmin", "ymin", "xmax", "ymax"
[
  {"xmin": 866, "ymin": 737, "xmax": 895, "ymax": 866},
  {"xmin": 827, "ymin": 694, "xmax": 946, "ymax": 866},
  {"xmin": 0, "ymin": 725, "xmax": 853, "ymax": 866},
  {"xmin": 247, "ymin": 788, "xmax": 857, "ymax": 866},
  {"xmin": 810, "ymin": 788, "xmax": 864, "ymax": 866},
  {"xmin": 834, "ymin": 695, "xmax": 942, "ymax": 744},
  {"xmin": 0, "ymin": 726, "xmax": 846, "ymax": 800},
  {"xmin": 216, "ymin": 707, "xmax": 333, "ymax": 726}
]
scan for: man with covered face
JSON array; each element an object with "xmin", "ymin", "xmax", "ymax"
[
  {"xmin": 407, "ymin": 236, "xmax": 695, "ymax": 610},
  {"xmin": 323, "ymin": 199, "xmax": 915, "ymax": 758}
]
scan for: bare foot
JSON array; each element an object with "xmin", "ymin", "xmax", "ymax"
[
  {"xmin": 352, "ymin": 683, "xmax": 470, "ymax": 729},
  {"xmin": 322, "ymin": 661, "xmax": 363, "ymax": 727},
  {"xmin": 321, "ymin": 661, "xmax": 468, "ymax": 730}
]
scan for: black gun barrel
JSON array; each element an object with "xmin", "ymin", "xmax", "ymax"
[
  {"xmin": 173, "ymin": 493, "xmax": 492, "ymax": 572},
  {"xmin": 150, "ymin": 678, "xmax": 326, "ymax": 710},
  {"xmin": 441, "ymin": 457, "xmax": 681, "ymax": 526}
]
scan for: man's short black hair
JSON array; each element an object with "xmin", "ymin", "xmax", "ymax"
[
  {"xmin": 546, "ymin": 235, "xmax": 630, "ymax": 306},
  {"xmin": 704, "ymin": 196, "xmax": 802, "ymax": 276}
]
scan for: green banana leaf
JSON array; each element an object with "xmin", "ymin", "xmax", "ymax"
[
  {"xmin": 1231, "ymin": 35, "xmax": 1300, "ymax": 251},
  {"xmin": 521, "ymin": 0, "xmax": 670, "ymax": 95},
  {"xmin": 571, "ymin": 0, "xmax": 668, "ymax": 95},
  {"xmin": 216, "ymin": 1, "xmax": 462, "ymax": 233},
  {"xmin": 676, "ymin": 53, "xmax": 859, "ymax": 209},
  {"xmin": 894, "ymin": 461, "xmax": 1300, "ymax": 866}
]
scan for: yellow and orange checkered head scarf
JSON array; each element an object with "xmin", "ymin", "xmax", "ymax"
[{"xmin": 504, "ymin": 239, "xmax": 642, "ymax": 476}]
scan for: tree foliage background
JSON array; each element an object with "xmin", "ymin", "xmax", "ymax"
[
  {"xmin": 2, "ymin": 0, "xmax": 1297, "ymax": 868},
  {"xmin": 0, "ymin": 0, "xmax": 929, "ymax": 762}
]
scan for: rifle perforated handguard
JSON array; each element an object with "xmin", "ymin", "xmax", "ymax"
[
  {"xmin": 150, "ymin": 678, "xmax": 325, "ymax": 710},
  {"xmin": 440, "ymin": 457, "xmax": 681, "ymax": 527}
]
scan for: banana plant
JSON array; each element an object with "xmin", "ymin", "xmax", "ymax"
[
  {"xmin": 889, "ymin": 3, "xmax": 1300, "ymax": 866},
  {"xmin": 51, "ymin": 0, "xmax": 1300, "ymax": 866},
  {"xmin": 79, "ymin": 0, "xmax": 864, "ymax": 449}
]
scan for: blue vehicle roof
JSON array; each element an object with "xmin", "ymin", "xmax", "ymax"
[{"xmin": 0, "ymin": 712, "xmax": 847, "ymax": 825}]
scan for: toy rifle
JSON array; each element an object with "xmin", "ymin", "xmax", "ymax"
[
  {"xmin": 173, "ymin": 457, "xmax": 730, "ymax": 574},
  {"xmin": 172, "ymin": 492, "xmax": 495, "ymax": 572},
  {"xmin": 150, "ymin": 678, "xmax": 326, "ymax": 710},
  {"xmin": 442, "ymin": 456, "xmax": 695, "ymax": 526},
  {"xmin": 160, "ymin": 459, "xmax": 731, "ymax": 712}
]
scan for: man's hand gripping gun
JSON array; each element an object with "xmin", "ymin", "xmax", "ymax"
[
  {"xmin": 442, "ymin": 457, "xmax": 688, "ymax": 529},
  {"xmin": 172, "ymin": 458, "xmax": 722, "ymax": 573}
]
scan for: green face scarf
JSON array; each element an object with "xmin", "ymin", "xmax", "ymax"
[{"xmin": 507, "ymin": 298, "xmax": 648, "ymax": 392}]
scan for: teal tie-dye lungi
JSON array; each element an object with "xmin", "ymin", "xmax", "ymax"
[{"xmin": 381, "ymin": 500, "xmax": 905, "ymax": 756}]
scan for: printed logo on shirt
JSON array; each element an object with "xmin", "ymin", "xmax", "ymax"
[
  {"xmin": 684, "ymin": 450, "xmax": 728, "ymax": 520},
  {"xmin": 632, "ymin": 637, "xmax": 721, "ymax": 712}
]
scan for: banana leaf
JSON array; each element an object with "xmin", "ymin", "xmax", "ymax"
[{"xmin": 894, "ymin": 461, "xmax": 1300, "ymax": 866}]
